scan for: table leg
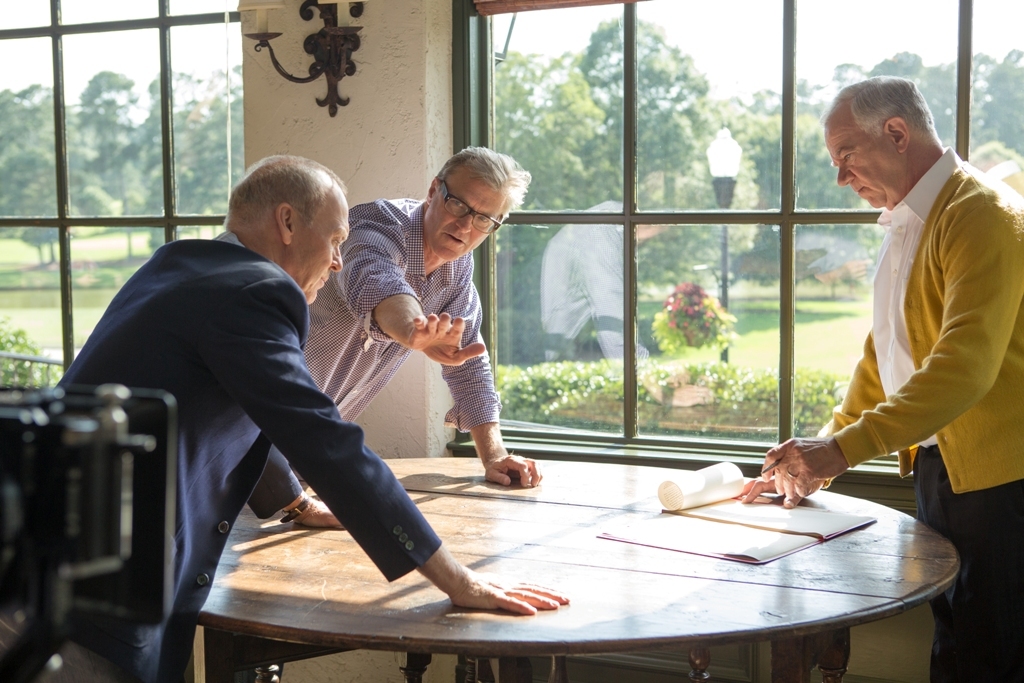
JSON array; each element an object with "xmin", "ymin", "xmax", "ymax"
[
  {"xmin": 478, "ymin": 657, "xmax": 496, "ymax": 682},
  {"xmin": 817, "ymin": 629, "xmax": 851, "ymax": 683},
  {"xmin": 203, "ymin": 627, "xmax": 238, "ymax": 683},
  {"xmin": 770, "ymin": 628, "xmax": 851, "ymax": 683},
  {"xmin": 548, "ymin": 655, "xmax": 569, "ymax": 683},
  {"xmin": 498, "ymin": 656, "xmax": 533, "ymax": 683},
  {"xmin": 688, "ymin": 646, "xmax": 711, "ymax": 681},
  {"xmin": 399, "ymin": 652, "xmax": 432, "ymax": 683},
  {"xmin": 254, "ymin": 664, "xmax": 280, "ymax": 682}
]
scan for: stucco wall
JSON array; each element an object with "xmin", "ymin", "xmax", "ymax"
[
  {"xmin": 242, "ymin": 0, "xmax": 456, "ymax": 462},
  {"xmin": 235, "ymin": 1, "xmax": 457, "ymax": 681}
]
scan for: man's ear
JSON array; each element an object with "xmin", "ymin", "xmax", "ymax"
[
  {"xmin": 424, "ymin": 177, "xmax": 441, "ymax": 208},
  {"xmin": 274, "ymin": 203, "xmax": 295, "ymax": 245},
  {"xmin": 884, "ymin": 117, "xmax": 911, "ymax": 154}
]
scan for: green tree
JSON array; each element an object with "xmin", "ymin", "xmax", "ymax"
[
  {"xmin": 579, "ymin": 19, "xmax": 716, "ymax": 210},
  {"xmin": 974, "ymin": 50, "xmax": 1024, "ymax": 158},
  {"xmin": 170, "ymin": 66, "xmax": 245, "ymax": 216},
  {"xmin": 495, "ymin": 52, "xmax": 607, "ymax": 210},
  {"xmin": 0, "ymin": 85, "xmax": 57, "ymax": 221}
]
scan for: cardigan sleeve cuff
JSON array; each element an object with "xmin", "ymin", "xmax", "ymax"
[{"xmin": 834, "ymin": 422, "xmax": 884, "ymax": 468}]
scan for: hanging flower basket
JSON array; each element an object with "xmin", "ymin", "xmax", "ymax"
[{"xmin": 651, "ymin": 282, "xmax": 736, "ymax": 355}]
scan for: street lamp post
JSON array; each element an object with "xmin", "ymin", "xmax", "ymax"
[{"xmin": 707, "ymin": 127, "xmax": 742, "ymax": 363}]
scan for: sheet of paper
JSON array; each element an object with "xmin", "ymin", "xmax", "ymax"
[
  {"xmin": 679, "ymin": 499, "xmax": 876, "ymax": 539},
  {"xmin": 657, "ymin": 462, "xmax": 744, "ymax": 511},
  {"xmin": 599, "ymin": 513, "xmax": 819, "ymax": 564}
]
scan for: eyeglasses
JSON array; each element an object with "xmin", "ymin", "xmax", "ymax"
[{"xmin": 437, "ymin": 180, "xmax": 504, "ymax": 234}]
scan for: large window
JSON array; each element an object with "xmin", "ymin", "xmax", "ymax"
[
  {"xmin": 478, "ymin": 0, "xmax": 1024, "ymax": 455},
  {"xmin": 0, "ymin": 1, "xmax": 242, "ymax": 372}
]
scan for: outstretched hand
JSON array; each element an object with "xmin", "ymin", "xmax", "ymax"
[{"xmin": 408, "ymin": 313, "xmax": 486, "ymax": 366}]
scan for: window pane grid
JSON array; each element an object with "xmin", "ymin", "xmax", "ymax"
[
  {"xmin": 485, "ymin": 0, "xmax": 987, "ymax": 457},
  {"xmin": 0, "ymin": 2, "xmax": 239, "ymax": 370}
]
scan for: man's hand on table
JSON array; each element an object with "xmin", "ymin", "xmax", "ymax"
[
  {"xmin": 447, "ymin": 570, "xmax": 570, "ymax": 615},
  {"xmin": 282, "ymin": 493, "xmax": 345, "ymax": 529},
  {"xmin": 741, "ymin": 436, "xmax": 850, "ymax": 509},
  {"xmin": 471, "ymin": 422, "xmax": 542, "ymax": 488},
  {"xmin": 419, "ymin": 546, "xmax": 569, "ymax": 616},
  {"xmin": 484, "ymin": 453, "xmax": 541, "ymax": 488}
]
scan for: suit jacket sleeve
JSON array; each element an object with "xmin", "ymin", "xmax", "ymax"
[
  {"xmin": 247, "ymin": 444, "xmax": 304, "ymax": 518},
  {"xmin": 198, "ymin": 275, "xmax": 441, "ymax": 580}
]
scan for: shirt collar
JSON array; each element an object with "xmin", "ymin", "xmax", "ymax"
[
  {"xmin": 877, "ymin": 147, "xmax": 960, "ymax": 230},
  {"xmin": 901, "ymin": 147, "xmax": 960, "ymax": 223},
  {"xmin": 214, "ymin": 230, "xmax": 245, "ymax": 247}
]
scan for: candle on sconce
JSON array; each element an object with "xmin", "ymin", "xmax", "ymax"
[
  {"xmin": 237, "ymin": 0, "xmax": 286, "ymax": 34},
  {"xmin": 322, "ymin": 2, "xmax": 347, "ymax": 27}
]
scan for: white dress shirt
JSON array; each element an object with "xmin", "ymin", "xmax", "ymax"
[{"xmin": 872, "ymin": 147, "xmax": 960, "ymax": 447}]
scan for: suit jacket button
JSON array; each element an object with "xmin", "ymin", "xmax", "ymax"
[
  {"xmin": 197, "ymin": 573, "xmax": 210, "ymax": 586},
  {"xmin": 399, "ymin": 533, "xmax": 408, "ymax": 543},
  {"xmin": 217, "ymin": 521, "xmax": 230, "ymax": 534},
  {"xmin": 392, "ymin": 525, "xmax": 402, "ymax": 535},
  {"xmin": 405, "ymin": 541, "xmax": 414, "ymax": 551}
]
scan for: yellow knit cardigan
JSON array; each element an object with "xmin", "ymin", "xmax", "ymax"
[{"xmin": 829, "ymin": 166, "xmax": 1024, "ymax": 493}]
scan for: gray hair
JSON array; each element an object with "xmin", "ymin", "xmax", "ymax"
[
  {"xmin": 822, "ymin": 76, "xmax": 939, "ymax": 141},
  {"xmin": 226, "ymin": 155, "xmax": 346, "ymax": 230},
  {"xmin": 437, "ymin": 147, "xmax": 532, "ymax": 216}
]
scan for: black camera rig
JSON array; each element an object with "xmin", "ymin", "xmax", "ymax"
[{"xmin": 0, "ymin": 384, "xmax": 176, "ymax": 683}]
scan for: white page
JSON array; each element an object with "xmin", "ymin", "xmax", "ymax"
[
  {"xmin": 600, "ymin": 513, "xmax": 818, "ymax": 564},
  {"xmin": 680, "ymin": 499, "xmax": 875, "ymax": 539}
]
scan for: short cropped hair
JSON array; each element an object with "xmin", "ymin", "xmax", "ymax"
[
  {"xmin": 226, "ymin": 155, "xmax": 346, "ymax": 230},
  {"xmin": 823, "ymin": 76, "xmax": 939, "ymax": 141},
  {"xmin": 436, "ymin": 147, "xmax": 532, "ymax": 216}
]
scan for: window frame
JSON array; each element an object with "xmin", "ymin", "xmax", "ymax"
[
  {"xmin": 451, "ymin": 0, "xmax": 976, "ymax": 490},
  {"xmin": 0, "ymin": 0, "xmax": 240, "ymax": 368}
]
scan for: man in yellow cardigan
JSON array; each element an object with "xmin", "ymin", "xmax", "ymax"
[{"xmin": 743, "ymin": 77, "xmax": 1024, "ymax": 681}]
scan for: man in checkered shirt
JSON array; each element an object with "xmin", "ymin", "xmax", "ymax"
[{"xmin": 248, "ymin": 148, "xmax": 542, "ymax": 524}]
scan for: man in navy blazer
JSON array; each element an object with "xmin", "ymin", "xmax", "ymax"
[{"xmin": 55, "ymin": 156, "xmax": 566, "ymax": 683}]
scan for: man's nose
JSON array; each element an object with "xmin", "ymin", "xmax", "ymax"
[
  {"xmin": 454, "ymin": 213, "xmax": 475, "ymax": 232},
  {"xmin": 330, "ymin": 248, "xmax": 343, "ymax": 272},
  {"xmin": 836, "ymin": 166, "xmax": 852, "ymax": 187}
]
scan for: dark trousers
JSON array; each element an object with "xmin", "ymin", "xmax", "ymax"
[{"xmin": 914, "ymin": 444, "xmax": 1024, "ymax": 683}]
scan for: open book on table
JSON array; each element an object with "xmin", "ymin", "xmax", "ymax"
[{"xmin": 598, "ymin": 462, "xmax": 876, "ymax": 564}]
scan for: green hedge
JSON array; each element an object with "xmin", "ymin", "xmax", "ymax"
[
  {"xmin": 0, "ymin": 317, "xmax": 63, "ymax": 388},
  {"xmin": 496, "ymin": 359, "xmax": 845, "ymax": 438}
]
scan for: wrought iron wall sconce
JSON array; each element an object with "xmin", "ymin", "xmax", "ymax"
[{"xmin": 239, "ymin": 1, "xmax": 367, "ymax": 117}]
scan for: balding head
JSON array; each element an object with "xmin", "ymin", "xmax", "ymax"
[
  {"xmin": 225, "ymin": 155, "xmax": 349, "ymax": 303},
  {"xmin": 226, "ymin": 155, "xmax": 346, "ymax": 232}
]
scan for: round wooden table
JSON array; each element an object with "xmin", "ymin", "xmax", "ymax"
[{"xmin": 198, "ymin": 458, "xmax": 958, "ymax": 683}]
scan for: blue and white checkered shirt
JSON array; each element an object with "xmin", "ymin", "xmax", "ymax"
[{"xmin": 304, "ymin": 198, "xmax": 501, "ymax": 430}]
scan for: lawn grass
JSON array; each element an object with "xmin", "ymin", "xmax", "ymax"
[{"xmin": 1, "ymin": 231, "xmax": 157, "ymax": 353}]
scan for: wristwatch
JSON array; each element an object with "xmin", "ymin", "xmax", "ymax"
[{"xmin": 280, "ymin": 493, "xmax": 312, "ymax": 523}]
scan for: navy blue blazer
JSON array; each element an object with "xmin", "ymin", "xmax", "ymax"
[{"xmin": 59, "ymin": 239, "xmax": 441, "ymax": 683}]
